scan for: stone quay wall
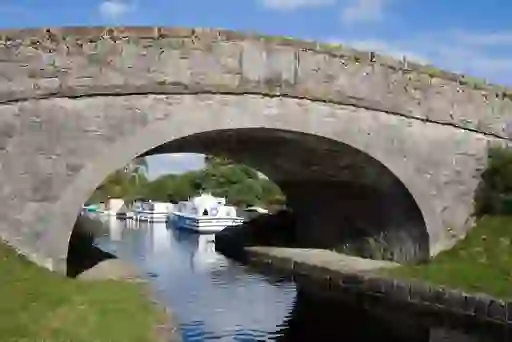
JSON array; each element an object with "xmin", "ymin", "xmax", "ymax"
[{"xmin": 243, "ymin": 248, "xmax": 512, "ymax": 325}]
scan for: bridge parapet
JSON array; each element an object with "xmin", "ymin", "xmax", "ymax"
[{"xmin": 0, "ymin": 26, "xmax": 511, "ymax": 139}]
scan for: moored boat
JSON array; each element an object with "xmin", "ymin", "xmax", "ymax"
[
  {"xmin": 168, "ymin": 193, "xmax": 244, "ymax": 233},
  {"xmin": 134, "ymin": 201, "xmax": 173, "ymax": 223}
]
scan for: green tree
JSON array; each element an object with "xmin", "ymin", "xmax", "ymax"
[
  {"xmin": 474, "ymin": 146, "xmax": 512, "ymax": 216},
  {"xmin": 86, "ymin": 154, "xmax": 286, "ymax": 211}
]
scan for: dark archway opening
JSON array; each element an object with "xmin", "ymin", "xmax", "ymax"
[
  {"xmin": 66, "ymin": 216, "xmax": 116, "ymax": 278},
  {"xmin": 139, "ymin": 128, "xmax": 430, "ymax": 263},
  {"xmin": 66, "ymin": 127, "xmax": 430, "ymax": 278}
]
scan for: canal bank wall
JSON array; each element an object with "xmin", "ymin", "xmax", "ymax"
[
  {"xmin": 215, "ymin": 214, "xmax": 512, "ymax": 328},
  {"xmin": 234, "ymin": 246, "xmax": 512, "ymax": 326}
]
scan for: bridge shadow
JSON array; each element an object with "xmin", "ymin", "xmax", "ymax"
[
  {"xmin": 271, "ymin": 274, "xmax": 509, "ymax": 342},
  {"xmin": 216, "ymin": 183, "xmax": 429, "ymax": 265},
  {"xmin": 66, "ymin": 215, "xmax": 116, "ymax": 278}
]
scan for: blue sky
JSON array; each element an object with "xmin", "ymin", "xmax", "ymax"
[{"xmin": 2, "ymin": 0, "xmax": 512, "ymax": 179}]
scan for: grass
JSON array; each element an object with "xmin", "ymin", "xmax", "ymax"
[
  {"xmin": 0, "ymin": 242, "xmax": 163, "ymax": 342},
  {"xmin": 382, "ymin": 216, "xmax": 512, "ymax": 300}
]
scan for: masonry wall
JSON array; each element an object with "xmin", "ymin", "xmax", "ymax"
[{"xmin": 0, "ymin": 27, "xmax": 511, "ymax": 140}]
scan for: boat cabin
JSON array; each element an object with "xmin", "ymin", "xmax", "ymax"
[{"xmin": 175, "ymin": 193, "xmax": 237, "ymax": 218}]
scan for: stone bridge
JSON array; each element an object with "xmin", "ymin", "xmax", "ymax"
[{"xmin": 0, "ymin": 27, "xmax": 511, "ymax": 273}]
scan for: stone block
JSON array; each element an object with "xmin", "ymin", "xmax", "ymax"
[
  {"xmin": 292, "ymin": 261, "xmax": 309, "ymax": 276},
  {"xmin": 378, "ymin": 277, "xmax": 396, "ymax": 296},
  {"xmin": 461, "ymin": 294, "xmax": 477, "ymax": 316},
  {"xmin": 264, "ymin": 45, "xmax": 297, "ymax": 88},
  {"xmin": 506, "ymin": 301, "xmax": 512, "ymax": 323},
  {"xmin": 473, "ymin": 294, "xmax": 491, "ymax": 318},
  {"xmin": 292, "ymin": 272, "xmax": 310, "ymax": 285},
  {"xmin": 362, "ymin": 276, "xmax": 386, "ymax": 295},
  {"xmin": 443, "ymin": 289, "xmax": 467, "ymax": 314},
  {"xmin": 389, "ymin": 280, "xmax": 411, "ymax": 302},
  {"xmin": 339, "ymin": 273, "xmax": 364, "ymax": 289},
  {"xmin": 409, "ymin": 281, "xmax": 429, "ymax": 303},
  {"xmin": 240, "ymin": 42, "xmax": 267, "ymax": 83},
  {"xmin": 431, "ymin": 286, "xmax": 447, "ymax": 306},
  {"xmin": 487, "ymin": 299, "xmax": 507, "ymax": 323}
]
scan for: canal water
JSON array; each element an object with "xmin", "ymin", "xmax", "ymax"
[{"xmin": 91, "ymin": 216, "xmax": 509, "ymax": 342}]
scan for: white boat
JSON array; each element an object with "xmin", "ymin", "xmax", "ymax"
[
  {"xmin": 168, "ymin": 193, "xmax": 245, "ymax": 233},
  {"xmin": 115, "ymin": 202, "xmax": 134, "ymax": 220},
  {"xmin": 101, "ymin": 198, "xmax": 126, "ymax": 216},
  {"xmin": 133, "ymin": 201, "xmax": 173, "ymax": 223}
]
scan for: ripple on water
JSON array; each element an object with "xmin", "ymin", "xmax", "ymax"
[
  {"xmin": 89, "ymin": 216, "xmax": 506, "ymax": 342},
  {"xmin": 94, "ymin": 219, "xmax": 297, "ymax": 341}
]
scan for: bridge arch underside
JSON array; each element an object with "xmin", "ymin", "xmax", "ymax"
[
  {"xmin": 143, "ymin": 128, "xmax": 430, "ymax": 263},
  {"xmin": 0, "ymin": 93, "xmax": 470, "ymax": 273}
]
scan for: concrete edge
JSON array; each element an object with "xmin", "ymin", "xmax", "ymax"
[{"xmin": 241, "ymin": 248, "xmax": 511, "ymax": 325}]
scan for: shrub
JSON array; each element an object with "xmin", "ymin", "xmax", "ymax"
[{"xmin": 474, "ymin": 145, "xmax": 512, "ymax": 217}]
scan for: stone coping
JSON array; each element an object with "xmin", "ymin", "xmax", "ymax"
[
  {"xmin": 243, "ymin": 248, "xmax": 512, "ymax": 325},
  {"xmin": 0, "ymin": 26, "xmax": 508, "ymax": 96}
]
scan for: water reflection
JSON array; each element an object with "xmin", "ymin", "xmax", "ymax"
[
  {"xmin": 90, "ymin": 217, "xmax": 509, "ymax": 342},
  {"xmin": 95, "ymin": 218, "xmax": 296, "ymax": 341}
]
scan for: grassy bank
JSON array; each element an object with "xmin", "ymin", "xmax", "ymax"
[
  {"xmin": 383, "ymin": 216, "xmax": 512, "ymax": 299},
  {"xmin": 0, "ymin": 242, "xmax": 164, "ymax": 342}
]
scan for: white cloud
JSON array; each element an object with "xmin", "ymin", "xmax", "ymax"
[
  {"xmin": 341, "ymin": 0, "xmax": 387, "ymax": 25},
  {"xmin": 98, "ymin": 0, "xmax": 132, "ymax": 20},
  {"xmin": 260, "ymin": 0, "xmax": 335, "ymax": 11}
]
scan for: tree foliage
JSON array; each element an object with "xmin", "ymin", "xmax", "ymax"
[
  {"xmin": 87, "ymin": 155, "xmax": 286, "ymax": 210},
  {"xmin": 474, "ymin": 145, "xmax": 512, "ymax": 216}
]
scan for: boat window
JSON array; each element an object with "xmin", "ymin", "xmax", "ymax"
[{"xmin": 202, "ymin": 209, "xmax": 209, "ymax": 216}]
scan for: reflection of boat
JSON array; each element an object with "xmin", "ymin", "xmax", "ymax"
[
  {"xmin": 191, "ymin": 234, "xmax": 224, "ymax": 271},
  {"xmin": 109, "ymin": 216, "xmax": 123, "ymax": 241},
  {"xmin": 116, "ymin": 202, "xmax": 134, "ymax": 220},
  {"xmin": 133, "ymin": 201, "xmax": 173, "ymax": 223},
  {"xmin": 151, "ymin": 222, "xmax": 171, "ymax": 253},
  {"xmin": 170, "ymin": 229, "xmax": 225, "ymax": 272},
  {"xmin": 168, "ymin": 193, "xmax": 244, "ymax": 233},
  {"xmin": 100, "ymin": 198, "xmax": 125, "ymax": 216}
]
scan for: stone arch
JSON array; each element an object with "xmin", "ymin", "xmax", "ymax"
[
  {"xmin": 31, "ymin": 94, "xmax": 444, "ymax": 273},
  {"xmin": 0, "ymin": 27, "xmax": 502, "ymax": 272}
]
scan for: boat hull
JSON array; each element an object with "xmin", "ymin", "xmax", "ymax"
[
  {"xmin": 170, "ymin": 212, "xmax": 244, "ymax": 233},
  {"xmin": 116, "ymin": 212, "xmax": 134, "ymax": 220},
  {"xmin": 134, "ymin": 211, "xmax": 169, "ymax": 223}
]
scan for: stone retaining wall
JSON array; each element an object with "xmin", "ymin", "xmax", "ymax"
[{"xmin": 243, "ymin": 248, "xmax": 511, "ymax": 325}]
